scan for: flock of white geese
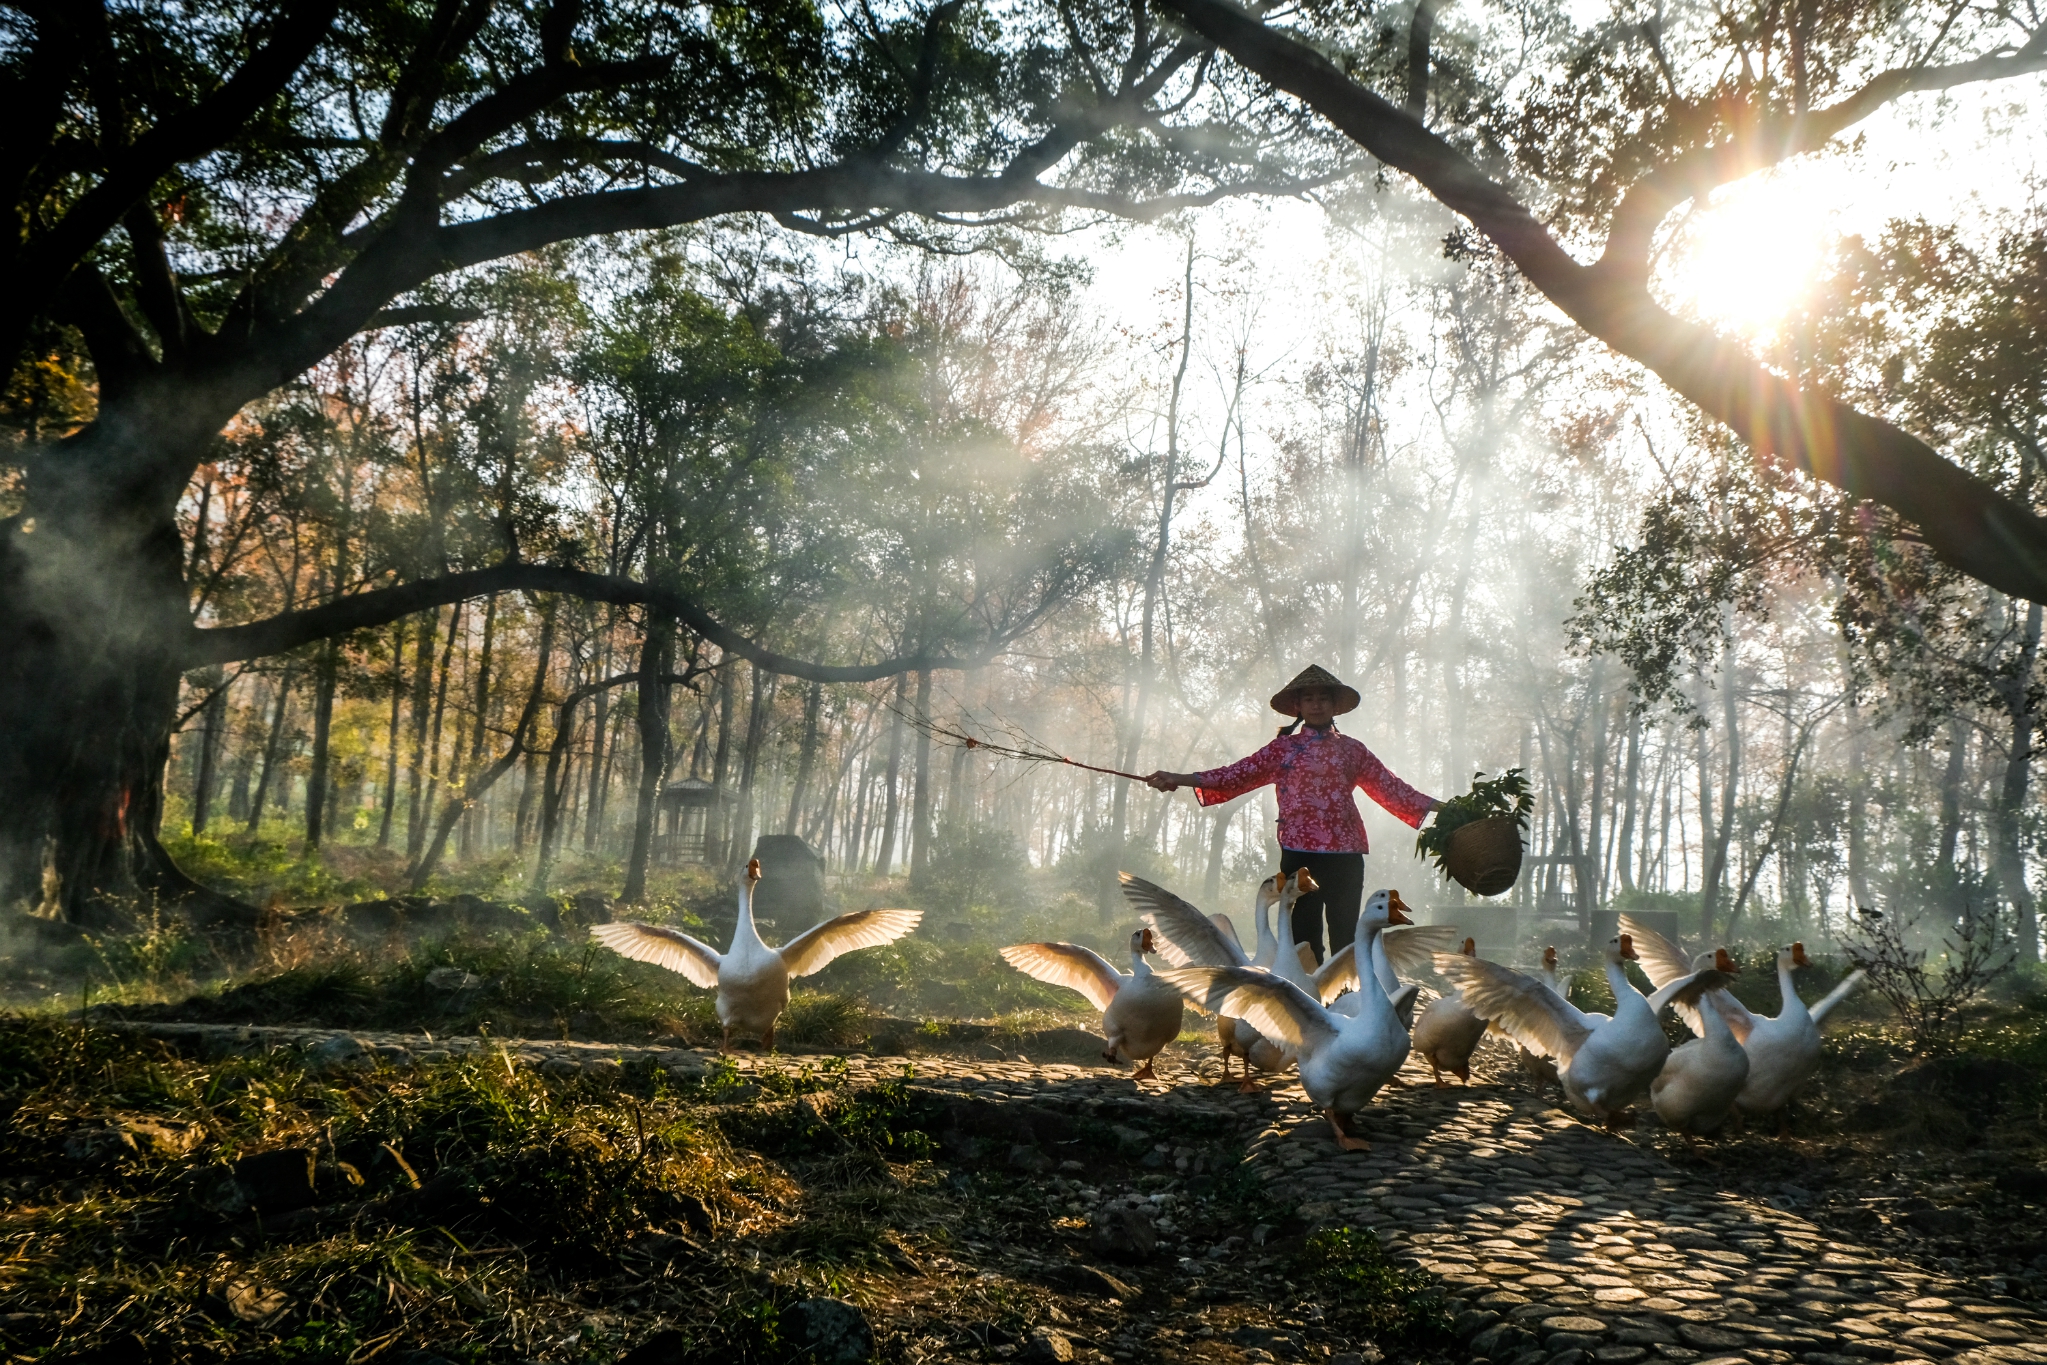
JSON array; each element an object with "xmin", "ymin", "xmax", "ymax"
[{"xmin": 592, "ymin": 860, "xmax": 1866, "ymax": 1152}]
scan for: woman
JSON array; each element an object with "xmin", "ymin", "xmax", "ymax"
[{"xmin": 1145, "ymin": 665, "xmax": 1439, "ymax": 963}]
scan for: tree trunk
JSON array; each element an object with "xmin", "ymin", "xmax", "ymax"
[
  {"xmin": 412, "ymin": 604, "xmax": 555, "ymax": 891},
  {"xmin": 404, "ymin": 605, "xmax": 441, "ymax": 853},
  {"xmin": 377, "ymin": 619, "xmax": 405, "ymax": 848},
  {"xmin": 709, "ymin": 655, "xmax": 736, "ymax": 863},
  {"xmin": 1203, "ymin": 801, "xmax": 1233, "ymax": 904},
  {"xmin": 732, "ymin": 662, "xmax": 776, "ymax": 872},
  {"xmin": 246, "ymin": 666, "xmax": 297, "ymax": 833},
  {"xmin": 191, "ymin": 673, "xmax": 227, "ymax": 836},
  {"xmin": 784, "ymin": 680, "xmax": 824, "ymax": 836},
  {"xmin": 1115, "ymin": 238, "xmax": 1197, "ymax": 851},
  {"xmin": 1615, "ymin": 706, "xmax": 1641, "ymax": 895},
  {"xmin": 459, "ymin": 592, "xmax": 499, "ymax": 860},
  {"xmin": 1583, "ymin": 658, "xmax": 1609, "ymax": 914},
  {"xmin": 1936, "ymin": 718, "xmax": 1967, "ymax": 873},
  {"xmin": 412, "ymin": 603, "xmax": 461, "ymax": 858},
  {"xmin": 910, "ymin": 668, "xmax": 934, "ymax": 878},
  {"xmin": 874, "ymin": 673, "xmax": 908, "ymax": 875},
  {"xmin": 305, "ymin": 638, "xmax": 339, "ymax": 849},
  {"xmin": 1698, "ymin": 637, "xmax": 1740, "ymax": 941},
  {"xmin": 584, "ymin": 645, "xmax": 611, "ymax": 853},
  {"xmin": 1995, "ymin": 600, "xmax": 2042, "ymax": 959},
  {"xmin": 622, "ymin": 617, "xmax": 674, "ymax": 903}
]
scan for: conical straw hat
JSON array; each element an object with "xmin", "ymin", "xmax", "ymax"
[{"xmin": 1270, "ymin": 664, "xmax": 1361, "ymax": 717}]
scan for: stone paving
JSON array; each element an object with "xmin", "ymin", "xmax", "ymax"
[{"xmin": 114, "ymin": 1021, "xmax": 2047, "ymax": 1365}]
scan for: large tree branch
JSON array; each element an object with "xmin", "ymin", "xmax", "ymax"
[
  {"xmin": 183, "ymin": 562, "xmax": 998, "ymax": 680},
  {"xmin": 241, "ymin": 149, "xmax": 1319, "ymax": 395},
  {"xmin": 1159, "ymin": 0, "xmax": 2047, "ymax": 603},
  {"xmin": 3, "ymin": 0, "xmax": 341, "ymax": 367},
  {"xmin": 1603, "ymin": 28, "xmax": 2047, "ymax": 277}
]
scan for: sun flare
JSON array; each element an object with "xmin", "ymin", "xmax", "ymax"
[{"xmin": 1660, "ymin": 172, "xmax": 1839, "ymax": 339}]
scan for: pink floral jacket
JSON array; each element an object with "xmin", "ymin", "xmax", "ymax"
[{"xmin": 1191, "ymin": 725, "xmax": 1436, "ymax": 854}]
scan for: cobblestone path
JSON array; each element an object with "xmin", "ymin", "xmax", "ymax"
[{"xmin": 119, "ymin": 1022, "xmax": 2047, "ymax": 1365}]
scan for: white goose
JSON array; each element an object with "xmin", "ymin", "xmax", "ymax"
[
  {"xmin": 1517, "ymin": 946, "xmax": 1566, "ymax": 1097},
  {"xmin": 1411, "ymin": 937, "xmax": 1488, "ymax": 1086},
  {"xmin": 1440, "ymin": 934, "xmax": 1723, "ymax": 1129},
  {"xmin": 1121, "ymin": 871, "xmax": 1285, "ymax": 1088},
  {"xmin": 1649, "ymin": 945, "xmax": 1750, "ymax": 1139},
  {"xmin": 1162, "ymin": 889, "xmax": 1418, "ymax": 1151},
  {"xmin": 592, "ymin": 859, "xmax": 922, "ymax": 1051},
  {"xmin": 1126, "ymin": 871, "xmax": 1393, "ymax": 1088},
  {"xmin": 1001, "ymin": 928, "xmax": 1185, "ymax": 1078},
  {"xmin": 1624, "ymin": 917, "xmax": 1866, "ymax": 1127},
  {"xmin": 1318, "ymin": 892, "xmax": 1462, "ymax": 1025}
]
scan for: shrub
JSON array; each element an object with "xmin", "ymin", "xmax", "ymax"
[
  {"xmin": 1297, "ymin": 1227, "xmax": 1452, "ymax": 1345},
  {"xmin": 1843, "ymin": 901, "xmax": 2018, "ymax": 1055}
]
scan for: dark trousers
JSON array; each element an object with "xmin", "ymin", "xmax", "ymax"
[{"xmin": 1280, "ymin": 849, "xmax": 1366, "ymax": 963}]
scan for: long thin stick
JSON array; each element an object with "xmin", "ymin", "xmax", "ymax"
[{"xmin": 891, "ymin": 706, "xmax": 1153, "ymax": 783}]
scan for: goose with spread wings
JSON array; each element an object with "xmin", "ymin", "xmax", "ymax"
[
  {"xmin": 1122, "ymin": 870, "xmax": 1326, "ymax": 1088},
  {"xmin": 1411, "ymin": 937, "xmax": 1489, "ymax": 1086},
  {"xmin": 1000, "ymin": 928, "xmax": 1185, "ymax": 1078},
  {"xmin": 1439, "ymin": 934, "xmax": 1727, "ymax": 1129},
  {"xmin": 591, "ymin": 858, "xmax": 921, "ymax": 1051},
  {"xmin": 1161, "ymin": 889, "xmax": 1419, "ymax": 1151},
  {"xmin": 1622, "ymin": 915, "xmax": 1865, "ymax": 1125}
]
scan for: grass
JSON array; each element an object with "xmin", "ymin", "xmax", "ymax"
[
  {"xmin": 0, "ymin": 1014, "xmax": 955, "ymax": 1363},
  {"xmin": 1298, "ymin": 1227, "xmax": 1453, "ymax": 1346},
  {"xmin": 0, "ymin": 1013, "xmax": 1422, "ymax": 1365}
]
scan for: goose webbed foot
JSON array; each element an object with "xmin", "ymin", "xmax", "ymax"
[
  {"xmin": 1324, "ymin": 1108, "xmax": 1371, "ymax": 1151},
  {"xmin": 1132, "ymin": 1060, "xmax": 1158, "ymax": 1081},
  {"xmin": 1237, "ymin": 1078, "xmax": 1267, "ymax": 1094}
]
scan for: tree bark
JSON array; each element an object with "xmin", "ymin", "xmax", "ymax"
[
  {"xmin": 1995, "ymin": 600, "xmax": 2042, "ymax": 960},
  {"xmin": 1698, "ymin": 638, "xmax": 1742, "ymax": 941},
  {"xmin": 622, "ymin": 617, "xmax": 675, "ymax": 903},
  {"xmin": 459, "ymin": 592, "xmax": 499, "ymax": 859},
  {"xmin": 709, "ymin": 654, "xmax": 737, "ymax": 863},
  {"xmin": 410, "ymin": 604, "xmax": 555, "ymax": 891},
  {"xmin": 1615, "ymin": 707, "xmax": 1642, "ymax": 895},
  {"xmin": 191, "ymin": 672, "xmax": 227, "ymax": 836},
  {"xmin": 785, "ymin": 680, "xmax": 825, "ymax": 836},
  {"xmin": 910, "ymin": 668, "xmax": 934, "ymax": 878},
  {"xmin": 404, "ymin": 605, "xmax": 441, "ymax": 854},
  {"xmin": 413, "ymin": 603, "xmax": 461, "ymax": 859},
  {"xmin": 1936, "ymin": 719, "xmax": 1968, "ymax": 873},
  {"xmin": 246, "ymin": 666, "xmax": 296, "ymax": 834},
  {"xmin": 874, "ymin": 672, "xmax": 908, "ymax": 875},
  {"xmin": 377, "ymin": 619, "xmax": 405, "ymax": 849},
  {"xmin": 304, "ymin": 637, "xmax": 338, "ymax": 849}
]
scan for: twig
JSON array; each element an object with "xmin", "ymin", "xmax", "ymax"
[{"xmin": 888, "ymin": 703, "xmax": 1152, "ymax": 783}]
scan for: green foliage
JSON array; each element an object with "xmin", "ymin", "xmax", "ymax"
[
  {"xmin": 1415, "ymin": 768, "xmax": 1533, "ymax": 871},
  {"xmin": 913, "ymin": 819, "xmax": 1031, "ymax": 912},
  {"xmin": 160, "ymin": 827, "xmax": 382, "ymax": 905},
  {"xmin": 1297, "ymin": 1227, "xmax": 1452, "ymax": 1345}
]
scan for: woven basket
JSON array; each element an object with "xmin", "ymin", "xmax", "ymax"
[{"xmin": 1444, "ymin": 815, "xmax": 1524, "ymax": 897}]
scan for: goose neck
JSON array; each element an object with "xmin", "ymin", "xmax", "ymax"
[{"xmin": 731, "ymin": 882, "xmax": 770, "ymax": 956}]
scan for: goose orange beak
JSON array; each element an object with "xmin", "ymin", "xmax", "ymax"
[
  {"xmin": 1295, "ymin": 869, "xmax": 1321, "ymax": 894},
  {"xmin": 747, "ymin": 857, "xmax": 762, "ymax": 883},
  {"xmin": 1619, "ymin": 933, "xmax": 1638, "ymax": 961},
  {"xmin": 1792, "ymin": 941, "xmax": 1811, "ymax": 968},
  {"xmin": 1387, "ymin": 893, "xmax": 1412, "ymax": 926},
  {"xmin": 1461, "ymin": 937, "xmax": 1476, "ymax": 956},
  {"xmin": 1714, "ymin": 947, "xmax": 1739, "ymax": 973},
  {"xmin": 1542, "ymin": 945, "xmax": 1557, "ymax": 968}
]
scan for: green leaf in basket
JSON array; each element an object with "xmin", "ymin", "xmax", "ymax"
[{"xmin": 1414, "ymin": 768, "xmax": 1534, "ymax": 876}]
